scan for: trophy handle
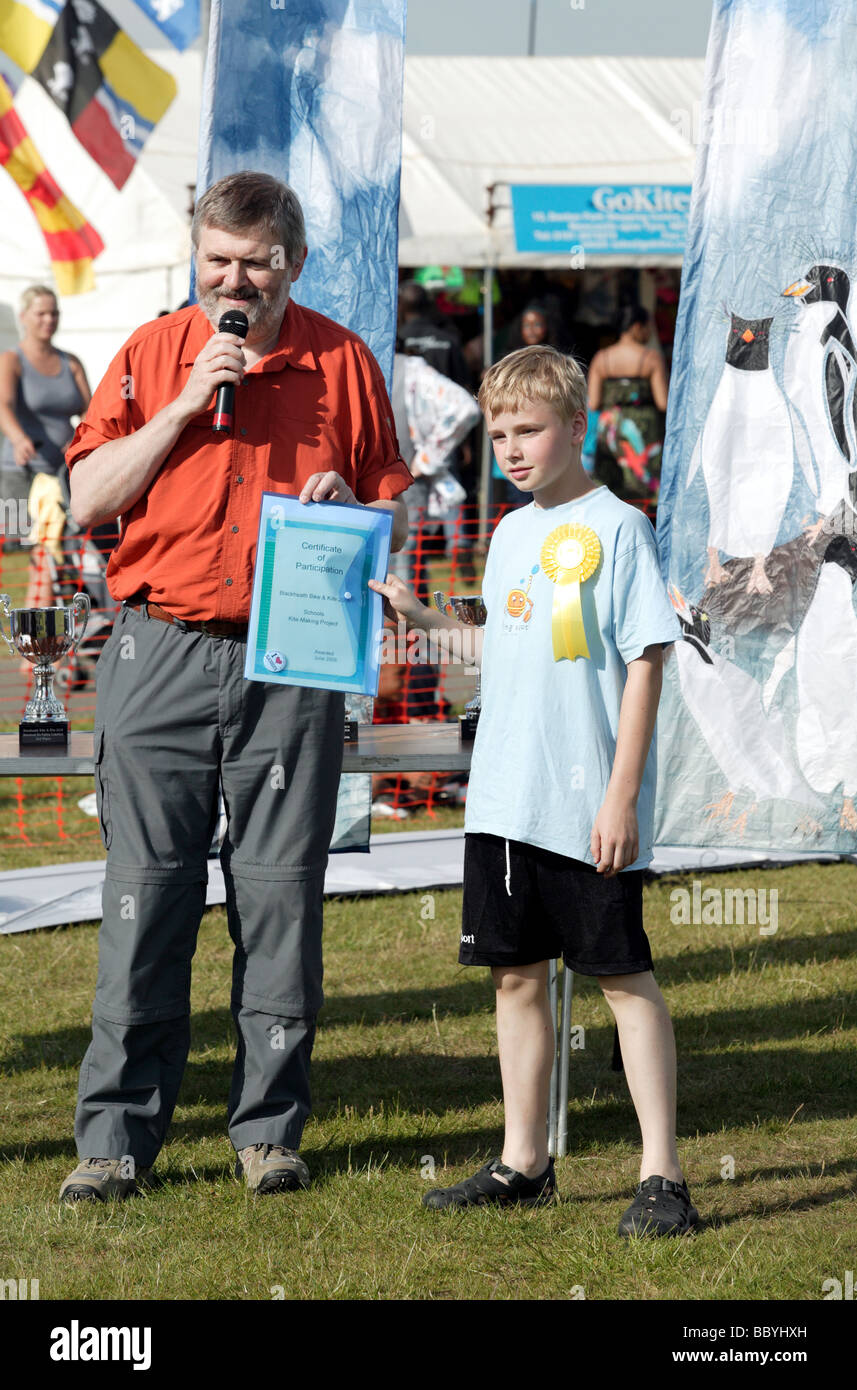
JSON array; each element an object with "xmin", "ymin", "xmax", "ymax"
[
  {"xmin": 432, "ymin": 590, "xmax": 451, "ymax": 617},
  {"xmin": 68, "ymin": 593, "xmax": 91, "ymax": 658},
  {"xmin": 0, "ymin": 594, "xmax": 16, "ymax": 658}
]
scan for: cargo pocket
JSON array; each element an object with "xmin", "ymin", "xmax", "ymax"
[{"xmin": 93, "ymin": 727, "xmax": 112, "ymax": 850}]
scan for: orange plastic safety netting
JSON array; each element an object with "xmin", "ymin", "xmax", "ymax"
[{"xmin": 0, "ymin": 496, "xmax": 656, "ymax": 847}]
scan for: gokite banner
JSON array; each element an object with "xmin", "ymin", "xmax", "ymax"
[
  {"xmin": 197, "ymin": 0, "xmax": 407, "ymax": 388},
  {"xmin": 656, "ymin": 0, "xmax": 857, "ymax": 854},
  {"xmin": 511, "ymin": 184, "xmax": 692, "ymax": 257}
]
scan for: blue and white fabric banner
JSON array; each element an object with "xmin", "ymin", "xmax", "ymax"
[
  {"xmin": 133, "ymin": 0, "xmax": 200, "ymax": 51},
  {"xmin": 656, "ymin": 0, "xmax": 857, "ymax": 854},
  {"xmin": 196, "ymin": 0, "xmax": 407, "ymax": 852},
  {"xmin": 197, "ymin": 0, "xmax": 407, "ymax": 388}
]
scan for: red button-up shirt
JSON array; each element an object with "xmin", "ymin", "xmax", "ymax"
[{"xmin": 66, "ymin": 299, "xmax": 413, "ymax": 621}]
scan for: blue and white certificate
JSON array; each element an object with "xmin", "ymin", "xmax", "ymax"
[{"xmin": 245, "ymin": 493, "xmax": 392, "ymax": 695}]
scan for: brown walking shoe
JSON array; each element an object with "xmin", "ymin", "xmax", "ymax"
[
  {"xmin": 234, "ymin": 1144, "xmax": 311, "ymax": 1195},
  {"xmin": 59, "ymin": 1157, "xmax": 150, "ymax": 1204}
]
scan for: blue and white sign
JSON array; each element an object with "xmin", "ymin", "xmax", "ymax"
[{"xmin": 511, "ymin": 184, "xmax": 692, "ymax": 257}]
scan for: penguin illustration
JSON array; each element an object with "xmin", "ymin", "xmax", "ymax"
[
  {"xmin": 782, "ymin": 263, "xmax": 857, "ymax": 526},
  {"xmin": 667, "ymin": 585, "xmax": 823, "ymax": 835},
  {"xmin": 794, "ymin": 534, "xmax": 857, "ymax": 832},
  {"xmin": 687, "ymin": 314, "xmax": 812, "ymax": 597}
]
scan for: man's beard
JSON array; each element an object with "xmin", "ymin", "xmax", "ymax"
[{"xmin": 197, "ymin": 276, "xmax": 291, "ymax": 338}]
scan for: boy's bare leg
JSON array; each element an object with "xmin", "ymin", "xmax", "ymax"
[
  {"xmin": 492, "ymin": 960, "xmax": 553, "ymax": 1179},
  {"xmin": 598, "ymin": 971, "xmax": 683, "ymax": 1183}
]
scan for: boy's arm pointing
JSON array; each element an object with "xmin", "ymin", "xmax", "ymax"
[{"xmin": 591, "ymin": 644, "xmax": 664, "ymax": 876}]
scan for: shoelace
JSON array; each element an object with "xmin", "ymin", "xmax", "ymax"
[{"xmin": 253, "ymin": 1145, "xmax": 294, "ymax": 1159}]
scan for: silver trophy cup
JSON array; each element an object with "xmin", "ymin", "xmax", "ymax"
[
  {"xmin": 0, "ymin": 593, "xmax": 90, "ymax": 745},
  {"xmin": 433, "ymin": 591, "xmax": 486, "ymax": 740}
]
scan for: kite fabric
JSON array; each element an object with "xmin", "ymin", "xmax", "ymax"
[
  {"xmin": 0, "ymin": 71, "xmax": 103, "ymax": 292},
  {"xmin": 197, "ymin": 0, "xmax": 407, "ymax": 388},
  {"xmin": 0, "ymin": 0, "xmax": 59, "ymax": 72},
  {"xmin": 0, "ymin": 0, "xmax": 177, "ymax": 189},
  {"xmin": 656, "ymin": 0, "xmax": 857, "ymax": 855}
]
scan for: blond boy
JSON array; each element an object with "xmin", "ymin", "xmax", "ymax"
[{"xmin": 370, "ymin": 345, "xmax": 698, "ymax": 1237}]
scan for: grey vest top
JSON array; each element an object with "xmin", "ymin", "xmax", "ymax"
[{"xmin": 0, "ymin": 347, "xmax": 85, "ymax": 475}]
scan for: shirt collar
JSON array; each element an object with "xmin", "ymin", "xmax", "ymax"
[{"xmin": 179, "ymin": 298, "xmax": 318, "ymax": 373}]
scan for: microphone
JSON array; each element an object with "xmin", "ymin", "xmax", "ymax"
[{"xmin": 212, "ymin": 309, "xmax": 249, "ymax": 433}]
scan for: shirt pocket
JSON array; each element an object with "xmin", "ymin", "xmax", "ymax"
[
  {"xmin": 168, "ymin": 411, "xmax": 229, "ymax": 471},
  {"xmin": 184, "ymin": 409, "xmax": 217, "ymax": 430},
  {"xmin": 265, "ymin": 416, "xmax": 350, "ymax": 490}
]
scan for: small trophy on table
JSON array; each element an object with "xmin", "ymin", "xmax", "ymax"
[
  {"xmin": 0, "ymin": 594, "xmax": 90, "ymax": 747},
  {"xmin": 433, "ymin": 591, "xmax": 486, "ymax": 741}
]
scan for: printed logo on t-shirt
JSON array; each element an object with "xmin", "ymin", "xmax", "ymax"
[{"xmin": 504, "ymin": 566, "xmax": 539, "ymax": 629}]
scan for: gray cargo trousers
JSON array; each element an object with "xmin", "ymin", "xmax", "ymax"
[{"xmin": 75, "ymin": 602, "xmax": 343, "ymax": 1166}]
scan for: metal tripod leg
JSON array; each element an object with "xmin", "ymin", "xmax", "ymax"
[
  {"xmin": 547, "ymin": 959, "xmax": 558, "ymax": 1156},
  {"xmin": 557, "ymin": 965, "xmax": 574, "ymax": 1157},
  {"xmin": 547, "ymin": 960, "xmax": 575, "ymax": 1158}
]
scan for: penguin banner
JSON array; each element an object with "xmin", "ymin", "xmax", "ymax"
[
  {"xmin": 197, "ymin": 0, "xmax": 407, "ymax": 854},
  {"xmin": 656, "ymin": 0, "xmax": 857, "ymax": 854}
]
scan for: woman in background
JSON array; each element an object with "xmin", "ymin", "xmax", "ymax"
[
  {"xmin": 587, "ymin": 304, "xmax": 668, "ymax": 505},
  {"xmin": 513, "ymin": 298, "xmax": 565, "ymax": 351},
  {"xmin": 0, "ymin": 285, "xmax": 90, "ymax": 613},
  {"xmin": 0, "ymin": 285, "xmax": 89, "ymax": 486}
]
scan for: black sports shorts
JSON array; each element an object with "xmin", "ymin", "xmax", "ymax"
[{"xmin": 460, "ymin": 833, "xmax": 654, "ymax": 975}]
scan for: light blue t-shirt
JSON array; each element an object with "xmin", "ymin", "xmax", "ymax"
[{"xmin": 464, "ymin": 485, "xmax": 681, "ymax": 869}]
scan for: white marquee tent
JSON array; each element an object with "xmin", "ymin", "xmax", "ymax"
[
  {"xmin": 0, "ymin": 34, "xmax": 704, "ymax": 386},
  {"xmin": 400, "ymin": 55, "xmax": 702, "ymax": 269}
]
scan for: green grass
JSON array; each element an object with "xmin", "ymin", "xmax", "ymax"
[
  {"xmin": 1, "ymin": 861, "xmax": 856, "ymax": 1300},
  {"xmin": 370, "ymin": 804, "xmax": 464, "ymax": 834}
]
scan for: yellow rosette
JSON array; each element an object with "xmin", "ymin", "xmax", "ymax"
[{"xmin": 540, "ymin": 524, "xmax": 601, "ymax": 661}]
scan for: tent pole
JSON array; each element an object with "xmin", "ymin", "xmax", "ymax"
[{"xmin": 478, "ymin": 264, "xmax": 495, "ymax": 546}]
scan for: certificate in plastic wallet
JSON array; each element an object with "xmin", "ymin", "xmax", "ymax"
[{"xmin": 245, "ymin": 492, "xmax": 392, "ymax": 696}]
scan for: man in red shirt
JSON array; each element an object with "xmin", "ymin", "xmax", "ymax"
[{"xmin": 59, "ymin": 171, "xmax": 411, "ymax": 1202}]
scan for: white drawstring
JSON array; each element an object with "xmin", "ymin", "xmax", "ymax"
[{"xmin": 504, "ymin": 839, "xmax": 512, "ymax": 898}]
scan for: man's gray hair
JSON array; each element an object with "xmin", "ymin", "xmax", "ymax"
[{"xmin": 191, "ymin": 171, "xmax": 306, "ymax": 263}]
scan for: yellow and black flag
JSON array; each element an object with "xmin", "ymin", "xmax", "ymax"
[{"xmin": 1, "ymin": 0, "xmax": 176, "ymax": 188}]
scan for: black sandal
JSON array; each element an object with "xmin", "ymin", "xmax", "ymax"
[
  {"xmin": 618, "ymin": 1174, "xmax": 699, "ymax": 1238},
  {"xmin": 422, "ymin": 1157, "xmax": 556, "ymax": 1210}
]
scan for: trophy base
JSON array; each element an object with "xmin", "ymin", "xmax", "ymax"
[
  {"xmin": 344, "ymin": 720, "xmax": 359, "ymax": 743},
  {"xmin": 20, "ymin": 719, "xmax": 69, "ymax": 748},
  {"xmin": 459, "ymin": 711, "xmax": 479, "ymax": 742}
]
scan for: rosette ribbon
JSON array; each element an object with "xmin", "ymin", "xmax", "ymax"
[{"xmin": 539, "ymin": 524, "xmax": 601, "ymax": 661}]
